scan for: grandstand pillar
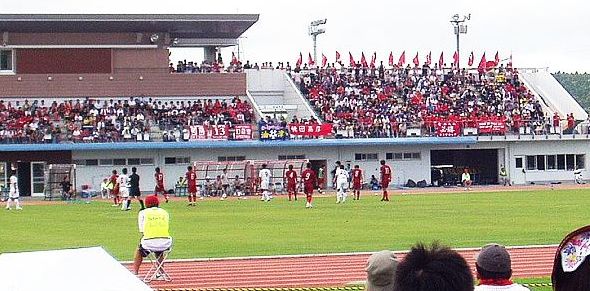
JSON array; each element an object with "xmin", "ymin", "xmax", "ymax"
[{"xmin": 204, "ymin": 46, "xmax": 217, "ymax": 63}]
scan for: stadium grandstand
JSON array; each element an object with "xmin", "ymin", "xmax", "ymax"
[{"xmin": 0, "ymin": 14, "xmax": 589, "ymax": 199}]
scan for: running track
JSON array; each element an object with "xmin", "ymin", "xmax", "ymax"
[{"xmin": 127, "ymin": 245, "xmax": 557, "ymax": 290}]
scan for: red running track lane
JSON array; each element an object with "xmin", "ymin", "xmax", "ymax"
[{"xmin": 126, "ymin": 246, "xmax": 557, "ymax": 289}]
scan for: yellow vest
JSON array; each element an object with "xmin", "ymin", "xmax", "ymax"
[{"xmin": 143, "ymin": 208, "xmax": 170, "ymax": 239}]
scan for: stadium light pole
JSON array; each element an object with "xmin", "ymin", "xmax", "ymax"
[
  {"xmin": 309, "ymin": 19, "xmax": 327, "ymax": 67},
  {"xmin": 450, "ymin": 13, "xmax": 470, "ymax": 69}
]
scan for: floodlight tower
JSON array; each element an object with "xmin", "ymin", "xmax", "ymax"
[
  {"xmin": 309, "ymin": 19, "xmax": 327, "ymax": 66},
  {"xmin": 450, "ymin": 13, "xmax": 470, "ymax": 69}
]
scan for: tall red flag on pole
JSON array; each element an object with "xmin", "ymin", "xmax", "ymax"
[
  {"xmin": 413, "ymin": 52, "xmax": 419, "ymax": 66},
  {"xmin": 361, "ymin": 52, "xmax": 368, "ymax": 67},
  {"xmin": 495, "ymin": 51, "xmax": 500, "ymax": 65},
  {"xmin": 453, "ymin": 51, "xmax": 459, "ymax": 67},
  {"xmin": 398, "ymin": 51, "xmax": 406, "ymax": 66},
  {"xmin": 296, "ymin": 52, "xmax": 302, "ymax": 67},
  {"xmin": 336, "ymin": 51, "xmax": 341, "ymax": 64},
  {"xmin": 349, "ymin": 52, "xmax": 356, "ymax": 67},
  {"xmin": 389, "ymin": 51, "xmax": 394, "ymax": 66},
  {"xmin": 425, "ymin": 51, "xmax": 432, "ymax": 65},
  {"xmin": 478, "ymin": 52, "xmax": 487, "ymax": 70},
  {"xmin": 438, "ymin": 52, "xmax": 444, "ymax": 67},
  {"xmin": 467, "ymin": 51, "xmax": 474, "ymax": 66},
  {"xmin": 308, "ymin": 52, "xmax": 315, "ymax": 66},
  {"xmin": 321, "ymin": 53, "xmax": 327, "ymax": 68},
  {"xmin": 370, "ymin": 52, "xmax": 376, "ymax": 68}
]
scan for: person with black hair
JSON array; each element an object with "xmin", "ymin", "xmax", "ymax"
[
  {"xmin": 394, "ymin": 242, "xmax": 474, "ymax": 291},
  {"xmin": 552, "ymin": 225, "xmax": 590, "ymax": 291},
  {"xmin": 475, "ymin": 244, "xmax": 529, "ymax": 290},
  {"xmin": 118, "ymin": 168, "xmax": 130, "ymax": 211},
  {"xmin": 129, "ymin": 167, "xmax": 145, "ymax": 210}
]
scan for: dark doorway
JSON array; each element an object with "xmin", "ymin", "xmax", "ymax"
[
  {"xmin": 17, "ymin": 162, "xmax": 32, "ymax": 196},
  {"xmin": 309, "ymin": 160, "xmax": 327, "ymax": 190},
  {"xmin": 430, "ymin": 149, "xmax": 499, "ymax": 185}
]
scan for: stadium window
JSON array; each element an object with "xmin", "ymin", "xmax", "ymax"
[
  {"xmin": 219, "ymin": 156, "xmax": 246, "ymax": 162},
  {"xmin": 394, "ymin": 153, "xmax": 403, "ymax": 160},
  {"xmin": 218, "ymin": 156, "xmax": 227, "ymax": 162},
  {"xmin": 547, "ymin": 155, "xmax": 557, "ymax": 170},
  {"xmin": 566, "ymin": 154, "xmax": 575, "ymax": 171},
  {"xmin": 0, "ymin": 50, "xmax": 14, "ymax": 72},
  {"xmin": 557, "ymin": 155, "xmax": 566, "ymax": 170},
  {"xmin": 526, "ymin": 156, "xmax": 536, "ymax": 171},
  {"xmin": 356, "ymin": 153, "xmax": 378, "ymax": 161},
  {"xmin": 411, "ymin": 153, "xmax": 421, "ymax": 160},
  {"xmin": 85, "ymin": 159, "xmax": 98, "ymax": 166},
  {"xmin": 164, "ymin": 157, "xmax": 176, "ymax": 164},
  {"xmin": 140, "ymin": 158, "xmax": 154, "ymax": 165},
  {"xmin": 177, "ymin": 157, "xmax": 190, "ymax": 164},
  {"xmin": 99, "ymin": 159, "xmax": 113, "ymax": 166},
  {"xmin": 113, "ymin": 159, "xmax": 126, "ymax": 166},
  {"xmin": 127, "ymin": 158, "xmax": 140, "ymax": 165},
  {"xmin": 385, "ymin": 153, "xmax": 393, "ymax": 160},
  {"xmin": 536, "ymin": 155, "xmax": 546, "ymax": 170},
  {"xmin": 403, "ymin": 153, "xmax": 413, "ymax": 160},
  {"xmin": 72, "ymin": 159, "xmax": 85, "ymax": 166},
  {"xmin": 515, "ymin": 157, "xmax": 523, "ymax": 169},
  {"xmin": 576, "ymin": 154, "xmax": 585, "ymax": 170}
]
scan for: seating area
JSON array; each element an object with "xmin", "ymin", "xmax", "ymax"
[
  {"xmin": 0, "ymin": 97, "xmax": 254, "ymax": 143},
  {"xmin": 292, "ymin": 65, "xmax": 551, "ymax": 138}
]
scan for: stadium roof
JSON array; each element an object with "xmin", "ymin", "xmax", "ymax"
[{"xmin": 0, "ymin": 14, "xmax": 259, "ymax": 39}]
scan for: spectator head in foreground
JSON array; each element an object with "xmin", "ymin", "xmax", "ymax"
[
  {"xmin": 394, "ymin": 242, "xmax": 474, "ymax": 291},
  {"xmin": 475, "ymin": 243, "xmax": 529, "ymax": 290},
  {"xmin": 552, "ymin": 225, "xmax": 590, "ymax": 291},
  {"xmin": 365, "ymin": 250, "xmax": 398, "ymax": 291}
]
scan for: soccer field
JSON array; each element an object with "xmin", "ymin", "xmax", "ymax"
[{"xmin": 1, "ymin": 189, "xmax": 588, "ymax": 261}]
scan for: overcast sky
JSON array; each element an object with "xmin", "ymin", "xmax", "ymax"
[{"xmin": 3, "ymin": 0, "xmax": 590, "ymax": 72}]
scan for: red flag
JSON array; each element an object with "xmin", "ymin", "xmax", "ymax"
[
  {"xmin": 296, "ymin": 52, "xmax": 302, "ymax": 67},
  {"xmin": 349, "ymin": 52, "xmax": 356, "ymax": 67},
  {"xmin": 438, "ymin": 52, "xmax": 444, "ymax": 67},
  {"xmin": 361, "ymin": 52, "xmax": 368, "ymax": 67},
  {"xmin": 231, "ymin": 52, "xmax": 238, "ymax": 65},
  {"xmin": 308, "ymin": 52, "xmax": 315, "ymax": 66},
  {"xmin": 453, "ymin": 51, "xmax": 459, "ymax": 67},
  {"xmin": 370, "ymin": 52, "xmax": 376, "ymax": 68},
  {"xmin": 425, "ymin": 51, "xmax": 432, "ymax": 65},
  {"xmin": 388, "ymin": 51, "xmax": 394, "ymax": 66},
  {"xmin": 486, "ymin": 61, "xmax": 497, "ymax": 70},
  {"xmin": 495, "ymin": 51, "xmax": 500, "ymax": 64},
  {"xmin": 467, "ymin": 51, "xmax": 474, "ymax": 66},
  {"xmin": 336, "ymin": 51, "xmax": 341, "ymax": 64},
  {"xmin": 398, "ymin": 51, "xmax": 406, "ymax": 66},
  {"xmin": 321, "ymin": 53, "xmax": 327, "ymax": 68},
  {"xmin": 478, "ymin": 52, "xmax": 487, "ymax": 70},
  {"xmin": 413, "ymin": 52, "xmax": 419, "ymax": 66}
]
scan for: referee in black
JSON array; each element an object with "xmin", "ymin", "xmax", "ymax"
[{"xmin": 129, "ymin": 167, "xmax": 145, "ymax": 210}]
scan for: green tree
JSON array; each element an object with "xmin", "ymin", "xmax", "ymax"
[{"xmin": 553, "ymin": 72, "xmax": 590, "ymax": 113}]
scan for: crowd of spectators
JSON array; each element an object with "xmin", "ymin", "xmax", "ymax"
[
  {"xmin": 291, "ymin": 62, "xmax": 554, "ymax": 138},
  {"xmin": 0, "ymin": 97, "xmax": 254, "ymax": 144}
]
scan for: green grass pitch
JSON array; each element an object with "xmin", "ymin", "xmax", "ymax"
[{"xmin": 1, "ymin": 189, "xmax": 588, "ymax": 262}]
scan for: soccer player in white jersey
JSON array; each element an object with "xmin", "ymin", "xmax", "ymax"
[
  {"xmin": 119, "ymin": 168, "xmax": 131, "ymax": 211},
  {"xmin": 5, "ymin": 170, "xmax": 22, "ymax": 210},
  {"xmin": 259, "ymin": 164, "xmax": 272, "ymax": 202},
  {"xmin": 336, "ymin": 165, "xmax": 349, "ymax": 203}
]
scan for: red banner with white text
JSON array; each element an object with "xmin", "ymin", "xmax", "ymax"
[
  {"xmin": 477, "ymin": 119, "xmax": 506, "ymax": 134},
  {"xmin": 288, "ymin": 123, "xmax": 333, "ymax": 136},
  {"xmin": 189, "ymin": 125, "xmax": 207, "ymax": 140},
  {"xmin": 435, "ymin": 121, "xmax": 460, "ymax": 137},
  {"xmin": 208, "ymin": 124, "xmax": 229, "ymax": 140},
  {"xmin": 233, "ymin": 124, "xmax": 253, "ymax": 140}
]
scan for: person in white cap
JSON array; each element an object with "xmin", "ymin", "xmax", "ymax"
[
  {"xmin": 365, "ymin": 250, "xmax": 398, "ymax": 291},
  {"xmin": 475, "ymin": 243, "xmax": 529, "ymax": 290}
]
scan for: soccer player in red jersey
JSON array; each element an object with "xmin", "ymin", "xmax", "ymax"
[
  {"xmin": 301, "ymin": 163, "xmax": 317, "ymax": 208},
  {"xmin": 186, "ymin": 166, "xmax": 198, "ymax": 206},
  {"xmin": 110, "ymin": 169, "xmax": 120, "ymax": 206},
  {"xmin": 380, "ymin": 160, "xmax": 392, "ymax": 201},
  {"xmin": 351, "ymin": 165, "xmax": 363, "ymax": 200},
  {"xmin": 154, "ymin": 167, "xmax": 168, "ymax": 203},
  {"xmin": 285, "ymin": 164, "xmax": 298, "ymax": 201}
]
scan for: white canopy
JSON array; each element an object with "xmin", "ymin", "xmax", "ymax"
[{"xmin": 0, "ymin": 247, "xmax": 152, "ymax": 291}]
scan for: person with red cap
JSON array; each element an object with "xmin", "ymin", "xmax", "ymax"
[{"xmin": 132, "ymin": 195, "xmax": 172, "ymax": 275}]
